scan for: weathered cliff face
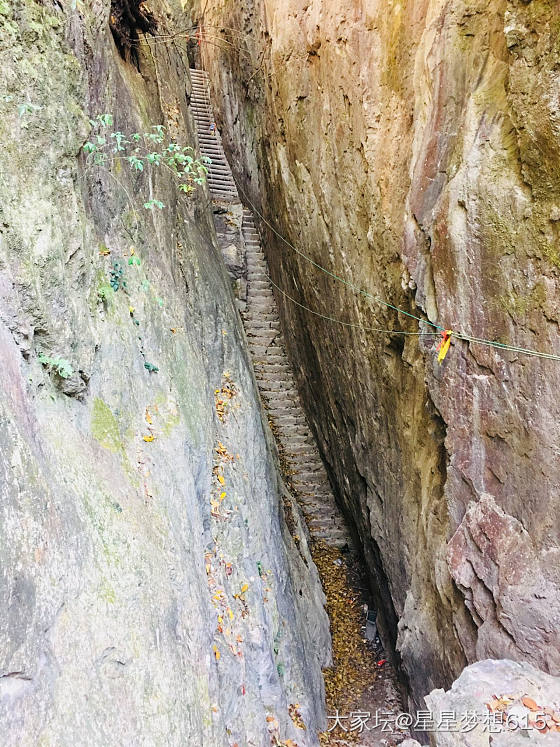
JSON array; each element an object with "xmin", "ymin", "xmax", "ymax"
[
  {"xmin": 194, "ymin": 0, "xmax": 560, "ymax": 709},
  {"xmin": 0, "ymin": 1, "xmax": 330, "ymax": 743}
]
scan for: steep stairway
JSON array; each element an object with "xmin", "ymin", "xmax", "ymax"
[
  {"xmin": 189, "ymin": 67, "xmax": 408, "ymax": 745},
  {"xmin": 189, "ymin": 69, "xmax": 237, "ymax": 201},
  {"xmin": 241, "ymin": 210, "xmax": 352, "ymax": 549},
  {"xmin": 190, "ymin": 69, "xmax": 351, "ymax": 549}
]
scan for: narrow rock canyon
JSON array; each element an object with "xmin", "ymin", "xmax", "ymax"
[
  {"xmin": 194, "ymin": 0, "xmax": 560, "ymax": 709},
  {"xmin": 1, "ymin": 0, "xmax": 560, "ymax": 744}
]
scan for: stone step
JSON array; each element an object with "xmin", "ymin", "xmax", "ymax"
[
  {"xmin": 208, "ymin": 168, "xmax": 233, "ymax": 177},
  {"xmin": 255, "ymin": 368, "xmax": 294, "ymax": 381},
  {"xmin": 296, "ymin": 485, "xmax": 333, "ymax": 497},
  {"xmin": 210, "ymin": 189, "xmax": 237, "ymax": 196},
  {"xmin": 253, "ymin": 363, "xmax": 291, "ymax": 374},
  {"xmin": 256, "ymin": 379, "xmax": 296, "ymax": 392},
  {"xmin": 207, "ymin": 163, "xmax": 232, "ymax": 171},
  {"xmin": 248, "ymin": 280, "xmax": 273, "ymax": 290},
  {"xmin": 247, "ymin": 270, "xmax": 269, "ymax": 278},
  {"xmin": 208, "ymin": 174, "xmax": 236, "ymax": 182},
  {"xmin": 285, "ymin": 445, "xmax": 317, "ymax": 457},
  {"xmin": 258, "ymin": 386, "xmax": 297, "ymax": 398},
  {"xmin": 299, "ymin": 500, "xmax": 338, "ymax": 514},
  {"xmin": 245, "ymin": 319, "xmax": 280, "ymax": 330},
  {"xmin": 272, "ymin": 416, "xmax": 308, "ymax": 429},
  {"xmin": 261, "ymin": 393, "xmax": 299, "ymax": 406},
  {"xmin": 291, "ymin": 468, "xmax": 326, "ymax": 481},
  {"xmin": 253, "ymin": 354, "xmax": 288, "ymax": 365},
  {"xmin": 247, "ymin": 287, "xmax": 274, "ymax": 295},
  {"xmin": 243, "ymin": 313, "xmax": 279, "ymax": 323},
  {"xmin": 246, "ymin": 308, "xmax": 278, "ymax": 319}
]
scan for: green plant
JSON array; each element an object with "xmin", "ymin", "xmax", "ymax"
[
  {"xmin": 38, "ymin": 354, "xmax": 73, "ymax": 379},
  {"xmin": 97, "ymin": 283, "xmax": 113, "ymax": 302},
  {"xmin": 83, "ymin": 114, "xmax": 211, "ymax": 207},
  {"xmin": 110, "ymin": 261, "xmax": 127, "ymax": 291},
  {"xmin": 144, "ymin": 361, "xmax": 159, "ymax": 373}
]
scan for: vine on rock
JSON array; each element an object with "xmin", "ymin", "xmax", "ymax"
[{"xmin": 83, "ymin": 114, "xmax": 211, "ymax": 209}]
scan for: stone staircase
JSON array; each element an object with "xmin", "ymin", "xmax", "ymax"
[
  {"xmin": 190, "ymin": 68, "xmax": 238, "ymax": 200},
  {"xmin": 241, "ymin": 211, "xmax": 352, "ymax": 548},
  {"xmin": 190, "ymin": 68, "xmax": 352, "ymax": 549}
]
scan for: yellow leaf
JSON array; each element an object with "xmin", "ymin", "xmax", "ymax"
[
  {"xmin": 212, "ymin": 645, "xmax": 220, "ymax": 660},
  {"xmin": 218, "ymin": 475, "xmax": 225, "ymax": 485},
  {"xmin": 145, "ymin": 409, "xmax": 152, "ymax": 424},
  {"xmin": 240, "ymin": 583, "xmax": 249, "ymax": 594},
  {"xmin": 227, "ymin": 608, "xmax": 233, "ymax": 620},
  {"xmin": 219, "ymin": 491, "xmax": 226, "ymax": 501},
  {"xmin": 129, "ymin": 306, "xmax": 135, "ymax": 315},
  {"xmin": 143, "ymin": 434, "xmax": 155, "ymax": 442}
]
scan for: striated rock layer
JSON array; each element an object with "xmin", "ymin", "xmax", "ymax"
[
  {"xmin": 0, "ymin": 1, "xmax": 330, "ymax": 743},
  {"xmin": 193, "ymin": 0, "xmax": 560, "ymax": 709}
]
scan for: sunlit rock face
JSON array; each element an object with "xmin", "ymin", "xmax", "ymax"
[
  {"xmin": 194, "ymin": 0, "xmax": 560, "ymax": 709},
  {"xmin": 0, "ymin": 1, "xmax": 330, "ymax": 744}
]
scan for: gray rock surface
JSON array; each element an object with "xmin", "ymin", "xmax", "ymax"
[
  {"xmin": 426, "ymin": 659, "xmax": 560, "ymax": 745},
  {"xmin": 0, "ymin": 0, "xmax": 330, "ymax": 743}
]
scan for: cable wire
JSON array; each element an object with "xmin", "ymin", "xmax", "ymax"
[{"xmin": 238, "ymin": 187, "xmax": 560, "ymax": 362}]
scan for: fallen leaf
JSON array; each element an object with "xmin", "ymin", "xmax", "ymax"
[
  {"xmin": 219, "ymin": 491, "xmax": 226, "ymax": 501},
  {"xmin": 218, "ymin": 475, "xmax": 225, "ymax": 485},
  {"xmin": 240, "ymin": 583, "xmax": 249, "ymax": 593},
  {"xmin": 212, "ymin": 645, "xmax": 220, "ymax": 661},
  {"xmin": 143, "ymin": 434, "xmax": 155, "ymax": 442},
  {"xmin": 522, "ymin": 696, "xmax": 540, "ymax": 711}
]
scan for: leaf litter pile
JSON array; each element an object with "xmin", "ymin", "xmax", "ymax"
[{"xmin": 312, "ymin": 542, "xmax": 405, "ymax": 745}]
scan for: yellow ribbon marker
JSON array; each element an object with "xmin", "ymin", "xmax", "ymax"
[{"xmin": 437, "ymin": 330, "xmax": 453, "ymax": 363}]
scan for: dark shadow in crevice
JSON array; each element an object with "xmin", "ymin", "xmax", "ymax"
[{"xmin": 109, "ymin": 0, "xmax": 157, "ymax": 70}]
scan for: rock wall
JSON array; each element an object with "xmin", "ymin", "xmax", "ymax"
[
  {"xmin": 0, "ymin": 1, "xmax": 330, "ymax": 743},
  {"xmin": 193, "ymin": 0, "xmax": 560, "ymax": 710}
]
